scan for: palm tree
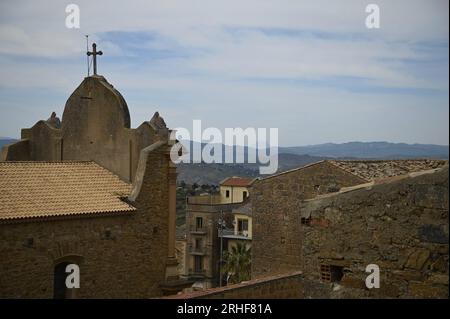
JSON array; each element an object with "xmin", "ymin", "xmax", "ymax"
[{"xmin": 222, "ymin": 242, "xmax": 251, "ymax": 284}]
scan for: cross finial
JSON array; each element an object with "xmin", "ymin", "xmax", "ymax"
[{"xmin": 87, "ymin": 43, "xmax": 103, "ymax": 75}]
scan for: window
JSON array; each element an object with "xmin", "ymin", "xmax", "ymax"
[
  {"xmin": 238, "ymin": 219, "xmax": 249, "ymax": 232},
  {"xmin": 195, "ymin": 217, "xmax": 203, "ymax": 230},
  {"xmin": 301, "ymin": 217, "xmax": 311, "ymax": 225},
  {"xmin": 225, "ymin": 190, "xmax": 230, "ymax": 198},
  {"xmin": 194, "ymin": 255, "xmax": 203, "ymax": 272},
  {"xmin": 320, "ymin": 264, "xmax": 344, "ymax": 282},
  {"xmin": 195, "ymin": 238, "xmax": 202, "ymax": 249},
  {"xmin": 243, "ymin": 191, "xmax": 248, "ymax": 199}
]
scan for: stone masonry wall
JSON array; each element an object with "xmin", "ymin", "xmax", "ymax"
[
  {"xmin": 300, "ymin": 167, "xmax": 449, "ymax": 298},
  {"xmin": 0, "ymin": 145, "xmax": 170, "ymax": 298},
  {"xmin": 251, "ymin": 161, "xmax": 366, "ymax": 278},
  {"xmin": 165, "ymin": 271, "xmax": 341, "ymax": 299}
]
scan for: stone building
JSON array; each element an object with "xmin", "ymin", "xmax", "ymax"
[
  {"xmin": 175, "ymin": 225, "xmax": 187, "ymax": 278},
  {"xmin": 0, "ymin": 74, "xmax": 183, "ymax": 298},
  {"xmin": 300, "ymin": 167, "xmax": 449, "ymax": 298},
  {"xmin": 251, "ymin": 159, "xmax": 449, "ymax": 298}
]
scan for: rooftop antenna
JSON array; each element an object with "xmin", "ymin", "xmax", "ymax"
[{"xmin": 85, "ymin": 35, "xmax": 90, "ymax": 76}]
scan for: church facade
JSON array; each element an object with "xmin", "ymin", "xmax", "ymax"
[{"xmin": 0, "ymin": 74, "xmax": 181, "ymax": 298}]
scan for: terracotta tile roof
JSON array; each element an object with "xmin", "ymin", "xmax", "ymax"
[
  {"xmin": 220, "ymin": 177, "xmax": 256, "ymax": 187},
  {"xmin": 329, "ymin": 159, "xmax": 448, "ymax": 181},
  {"xmin": 0, "ymin": 161, "xmax": 135, "ymax": 221}
]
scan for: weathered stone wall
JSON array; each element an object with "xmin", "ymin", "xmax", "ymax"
[
  {"xmin": 22, "ymin": 121, "xmax": 62, "ymax": 161},
  {"xmin": 165, "ymin": 271, "xmax": 351, "ymax": 299},
  {"xmin": 0, "ymin": 143, "xmax": 171, "ymax": 298},
  {"xmin": 176, "ymin": 239, "xmax": 187, "ymax": 277},
  {"xmin": 2, "ymin": 76, "xmax": 167, "ymax": 183},
  {"xmin": 300, "ymin": 167, "xmax": 449, "ymax": 298},
  {"xmin": 1, "ymin": 139, "xmax": 30, "ymax": 161},
  {"xmin": 251, "ymin": 161, "xmax": 366, "ymax": 278},
  {"xmin": 165, "ymin": 271, "xmax": 305, "ymax": 299}
]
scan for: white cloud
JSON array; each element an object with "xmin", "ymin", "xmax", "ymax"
[{"xmin": 0, "ymin": 0, "xmax": 448, "ymax": 144}]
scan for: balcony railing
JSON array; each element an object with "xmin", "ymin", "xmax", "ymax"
[
  {"xmin": 190, "ymin": 227, "xmax": 208, "ymax": 235},
  {"xmin": 218, "ymin": 228, "xmax": 251, "ymax": 239},
  {"xmin": 188, "ymin": 268, "xmax": 206, "ymax": 277},
  {"xmin": 187, "ymin": 194, "xmax": 222, "ymax": 205},
  {"xmin": 188, "ymin": 245, "xmax": 208, "ymax": 255}
]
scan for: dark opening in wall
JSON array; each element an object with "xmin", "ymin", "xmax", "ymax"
[
  {"xmin": 301, "ymin": 217, "xmax": 311, "ymax": 225},
  {"xmin": 24, "ymin": 237, "xmax": 34, "ymax": 247},
  {"xmin": 320, "ymin": 264, "xmax": 344, "ymax": 282}
]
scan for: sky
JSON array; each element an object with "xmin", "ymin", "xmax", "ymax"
[{"xmin": 0, "ymin": 0, "xmax": 448, "ymax": 146}]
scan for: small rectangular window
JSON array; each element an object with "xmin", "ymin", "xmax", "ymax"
[
  {"xmin": 301, "ymin": 217, "xmax": 311, "ymax": 225},
  {"xmin": 195, "ymin": 238, "xmax": 202, "ymax": 249},
  {"xmin": 320, "ymin": 264, "xmax": 344, "ymax": 282},
  {"xmin": 238, "ymin": 219, "xmax": 248, "ymax": 232},
  {"xmin": 194, "ymin": 255, "xmax": 203, "ymax": 272},
  {"xmin": 196, "ymin": 217, "xmax": 203, "ymax": 230},
  {"xmin": 226, "ymin": 190, "xmax": 230, "ymax": 198}
]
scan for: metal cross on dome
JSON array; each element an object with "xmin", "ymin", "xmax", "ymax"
[{"xmin": 87, "ymin": 43, "xmax": 103, "ymax": 75}]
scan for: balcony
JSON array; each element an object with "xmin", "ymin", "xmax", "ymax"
[
  {"xmin": 187, "ymin": 194, "xmax": 222, "ymax": 205},
  {"xmin": 218, "ymin": 228, "xmax": 252, "ymax": 240},
  {"xmin": 188, "ymin": 245, "xmax": 208, "ymax": 256},
  {"xmin": 190, "ymin": 227, "xmax": 208, "ymax": 235},
  {"xmin": 188, "ymin": 268, "xmax": 206, "ymax": 278}
]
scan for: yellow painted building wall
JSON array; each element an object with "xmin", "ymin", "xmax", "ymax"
[{"xmin": 219, "ymin": 186, "xmax": 249, "ymax": 203}]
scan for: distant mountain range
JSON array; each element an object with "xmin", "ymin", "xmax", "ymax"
[
  {"xmin": 177, "ymin": 140, "xmax": 448, "ymax": 184},
  {"xmin": 1, "ymin": 137, "xmax": 448, "ymax": 185},
  {"xmin": 0, "ymin": 138, "xmax": 16, "ymax": 149},
  {"xmin": 279, "ymin": 142, "xmax": 449, "ymax": 159},
  {"xmin": 179, "ymin": 140, "xmax": 448, "ymax": 161}
]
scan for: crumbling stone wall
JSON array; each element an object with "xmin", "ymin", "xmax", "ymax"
[
  {"xmin": 251, "ymin": 161, "xmax": 366, "ymax": 278},
  {"xmin": 300, "ymin": 167, "xmax": 449, "ymax": 298},
  {"xmin": 0, "ymin": 143, "xmax": 171, "ymax": 298}
]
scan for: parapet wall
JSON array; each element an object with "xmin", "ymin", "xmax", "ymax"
[{"xmin": 164, "ymin": 271, "xmax": 373, "ymax": 299}]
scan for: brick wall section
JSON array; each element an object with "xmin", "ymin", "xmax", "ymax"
[
  {"xmin": 0, "ymin": 145, "xmax": 170, "ymax": 298},
  {"xmin": 251, "ymin": 161, "xmax": 366, "ymax": 278},
  {"xmin": 300, "ymin": 167, "xmax": 449, "ymax": 298}
]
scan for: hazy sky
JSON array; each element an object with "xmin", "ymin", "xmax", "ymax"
[{"xmin": 0, "ymin": 0, "xmax": 448, "ymax": 146}]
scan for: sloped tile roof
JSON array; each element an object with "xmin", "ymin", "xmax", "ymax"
[
  {"xmin": 329, "ymin": 159, "xmax": 448, "ymax": 181},
  {"xmin": 0, "ymin": 161, "xmax": 135, "ymax": 221}
]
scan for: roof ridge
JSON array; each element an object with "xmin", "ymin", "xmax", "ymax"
[
  {"xmin": 258, "ymin": 160, "xmax": 327, "ymax": 181},
  {"xmin": 329, "ymin": 159, "xmax": 448, "ymax": 163},
  {"xmin": 326, "ymin": 160, "xmax": 371, "ymax": 182}
]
